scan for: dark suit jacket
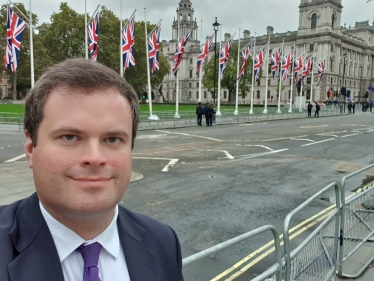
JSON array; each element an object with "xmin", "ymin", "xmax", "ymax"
[{"xmin": 0, "ymin": 193, "xmax": 184, "ymax": 281}]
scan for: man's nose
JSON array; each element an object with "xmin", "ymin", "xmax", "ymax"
[{"xmin": 81, "ymin": 140, "xmax": 107, "ymax": 166}]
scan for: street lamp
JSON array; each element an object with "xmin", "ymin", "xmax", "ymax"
[
  {"xmin": 359, "ymin": 66, "xmax": 363, "ymax": 103},
  {"xmin": 212, "ymin": 17, "xmax": 220, "ymax": 105},
  {"xmin": 341, "ymin": 53, "xmax": 347, "ymax": 113}
]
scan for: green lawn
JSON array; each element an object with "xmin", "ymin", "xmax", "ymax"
[{"xmin": 0, "ymin": 104, "xmax": 25, "ymax": 115}]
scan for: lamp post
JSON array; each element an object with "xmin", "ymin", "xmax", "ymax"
[
  {"xmin": 212, "ymin": 17, "xmax": 220, "ymax": 105},
  {"xmin": 359, "ymin": 66, "xmax": 363, "ymax": 103},
  {"xmin": 341, "ymin": 53, "xmax": 347, "ymax": 113}
]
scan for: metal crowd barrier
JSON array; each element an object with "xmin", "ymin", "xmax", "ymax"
[
  {"xmin": 283, "ymin": 182, "xmax": 340, "ymax": 281},
  {"xmin": 182, "ymin": 225, "xmax": 283, "ymax": 281},
  {"xmin": 0, "ymin": 112, "xmax": 23, "ymax": 132},
  {"xmin": 337, "ymin": 163, "xmax": 374, "ymax": 278}
]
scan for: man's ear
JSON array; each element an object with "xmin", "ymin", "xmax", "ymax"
[{"xmin": 24, "ymin": 131, "xmax": 34, "ymax": 169}]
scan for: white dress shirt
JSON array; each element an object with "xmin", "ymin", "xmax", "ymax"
[{"xmin": 40, "ymin": 202, "xmax": 131, "ymax": 281}]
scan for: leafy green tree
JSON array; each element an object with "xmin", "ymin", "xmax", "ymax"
[{"xmin": 202, "ymin": 43, "xmax": 253, "ymax": 103}]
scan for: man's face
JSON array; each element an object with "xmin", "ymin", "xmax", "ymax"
[{"xmin": 25, "ymin": 87, "xmax": 133, "ymax": 221}]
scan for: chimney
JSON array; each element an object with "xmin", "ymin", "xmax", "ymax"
[
  {"xmin": 243, "ymin": 30, "xmax": 250, "ymax": 39},
  {"xmin": 267, "ymin": 26, "xmax": 274, "ymax": 36},
  {"xmin": 224, "ymin": 33, "xmax": 231, "ymax": 42}
]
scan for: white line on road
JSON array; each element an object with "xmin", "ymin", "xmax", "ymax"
[
  {"xmin": 4, "ymin": 153, "xmax": 26, "ymax": 163},
  {"xmin": 300, "ymin": 125, "xmax": 329, "ymax": 129},
  {"xmin": 261, "ymin": 135, "xmax": 308, "ymax": 142},
  {"xmin": 301, "ymin": 138, "xmax": 335, "ymax": 146},
  {"xmin": 132, "ymin": 157, "xmax": 179, "ymax": 172},
  {"xmin": 238, "ymin": 123, "xmax": 268, "ymax": 126},
  {"xmin": 156, "ymin": 130, "xmax": 223, "ymax": 142},
  {"xmin": 237, "ymin": 149, "xmax": 289, "ymax": 160},
  {"xmin": 204, "ymin": 149, "xmax": 235, "ymax": 160},
  {"xmin": 244, "ymin": 145, "xmax": 274, "ymax": 151},
  {"xmin": 340, "ymin": 133, "xmax": 359, "ymax": 138}
]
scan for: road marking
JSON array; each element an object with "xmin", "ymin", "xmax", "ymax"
[
  {"xmin": 236, "ymin": 149, "xmax": 289, "ymax": 160},
  {"xmin": 301, "ymin": 138, "xmax": 334, "ymax": 146},
  {"xmin": 238, "ymin": 123, "xmax": 268, "ymax": 126},
  {"xmin": 132, "ymin": 157, "xmax": 178, "ymax": 172},
  {"xmin": 291, "ymin": 137, "xmax": 316, "ymax": 143},
  {"xmin": 204, "ymin": 150, "xmax": 234, "ymax": 160},
  {"xmin": 156, "ymin": 130, "xmax": 223, "ymax": 142},
  {"xmin": 136, "ymin": 134, "xmax": 177, "ymax": 139},
  {"xmin": 260, "ymin": 135, "xmax": 308, "ymax": 142},
  {"xmin": 340, "ymin": 133, "xmax": 359, "ymax": 138},
  {"xmin": 4, "ymin": 153, "xmax": 26, "ymax": 163},
  {"xmin": 300, "ymin": 125, "xmax": 329, "ymax": 129},
  {"xmin": 244, "ymin": 145, "xmax": 273, "ymax": 151}
]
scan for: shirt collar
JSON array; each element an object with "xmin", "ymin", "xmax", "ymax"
[{"xmin": 39, "ymin": 202, "xmax": 120, "ymax": 262}]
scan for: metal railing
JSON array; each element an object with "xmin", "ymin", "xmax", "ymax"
[
  {"xmin": 337, "ymin": 163, "xmax": 374, "ymax": 278},
  {"xmin": 283, "ymin": 182, "xmax": 341, "ymax": 281},
  {"xmin": 0, "ymin": 112, "xmax": 23, "ymax": 131},
  {"xmin": 182, "ymin": 225, "xmax": 283, "ymax": 281}
]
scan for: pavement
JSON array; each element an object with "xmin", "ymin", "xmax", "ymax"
[{"xmin": 1, "ymin": 110, "xmax": 374, "ymax": 281}]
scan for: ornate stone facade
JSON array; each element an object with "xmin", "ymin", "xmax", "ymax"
[{"xmin": 160, "ymin": 0, "xmax": 374, "ymax": 104}]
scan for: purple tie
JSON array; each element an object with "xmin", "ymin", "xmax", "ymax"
[{"xmin": 76, "ymin": 242, "xmax": 102, "ymax": 281}]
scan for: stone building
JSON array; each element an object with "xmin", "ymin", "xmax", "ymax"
[{"xmin": 160, "ymin": 0, "xmax": 374, "ymax": 105}]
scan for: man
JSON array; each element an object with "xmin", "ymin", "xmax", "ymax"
[
  {"xmin": 203, "ymin": 102, "xmax": 209, "ymax": 126},
  {"xmin": 307, "ymin": 102, "xmax": 313, "ymax": 117},
  {"xmin": 205, "ymin": 103, "xmax": 214, "ymax": 126},
  {"xmin": 196, "ymin": 102, "xmax": 204, "ymax": 126},
  {"xmin": 0, "ymin": 58, "xmax": 183, "ymax": 281},
  {"xmin": 347, "ymin": 101, "xmax": 352, "ymax": 114},
  {"xmin": 315, "ymin": 101, "xmax": 320, "ymax": 117},
  {"xmin": 352, "ymin": 102, "xmax": 355, "ymax": 114}
]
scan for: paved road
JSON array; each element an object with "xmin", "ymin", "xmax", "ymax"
[{"xmin": 1, "ymin": 112, "xmax": 373, "ymax": 280}]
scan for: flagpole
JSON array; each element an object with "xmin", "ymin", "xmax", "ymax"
[
  {"xmin": 311, "ymin": 54, "xmax": 315, "ymax": 103},
  {"xmin": 174, "ymin": 14, "xmax": 180, "ymax": 118},
  {"xmin": 29, "ymin": 0, "xmax": 34, "ymax": 88},
  {"xmin": 299, "ymin": 45, "xmax": 305, "ymax": 112},
  {"xmin": 216, "ymin": 24, "xmax": 222, "ymax": 116},
  {"xmin": 198, "ymin": 20, "xmax": 202, "ymax": 103},
  {"xmin": 289, "ymin": 42, "xmax": 296, "ymax": 113},
  {"xmin": 144, "ymin": 8, "xmax": 158, "ymax": 120},
  {"xmin": 249, "ymin": 34, "xmax": 256, "ymax": 114},
  {"xmin": 85, "ymin": 0, "xmax": 88, "ymax": 59},
  {"xmin": 120, "ymin": 0, "xmax": 123, "ymax": 77},
  {"xmin": 263, "ymin": 37, "xmax": 270, "ymax": 114},
  {"xmin": 277, "ymin": 39, "xmax": 284, "ymax": 113},
  {"xmin": 234, "ymin": 28, "xmax": 241, "ymax": 115}
]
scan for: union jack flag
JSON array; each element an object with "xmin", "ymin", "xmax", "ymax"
[
  {"xmin": 122, "ymin": 13, "xmax": 135, "ymax": 71},
  {"xmin": 294, "ymin": 53, "xmax": 306, "ymax": 83},
  {"xmin": 88, "ymin": 8, "xmax": 100, "ymax": 61},
  {"xmin": 253, "ymin": 44, "xmax": 268, "ymax": 82},
  {"xmin": 219, "ymin": 36, "xmax": 234, "ymax": 79},
  {"xmin": 4, "ymin": 5, "xmax": 26, "ymax": 72},
  {"xmin": 172, "ymin": 28, "xmax": 193, "ymax": 76},
  {"xmin": 271, "ymin": 45, "xmax": 282, "ymax": 81},
  {"xmin": 301, "ymin": 56, "xmax": 315, "ymax": 84},
  {"xmin": 196, "ymin": 33, "xmax": 215, "ymax": 76},
  {"xmin": 148, "ymin": 22, "xmax": 161, "ymax": 74},
  {"xmin": 237, "ymin": 43, "xmax": 253, "ymax": 81},
  {"xmin": 281, "ymin": 49, "xmax": 294, "ymax": 82},
  {"xmin": 316, "ymin": 60, "xmax": 326, "ymax": 86}
]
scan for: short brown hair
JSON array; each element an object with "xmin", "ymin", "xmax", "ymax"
[{"xmin": 24, "ymin": 58, "xmax": 139, "ymax": 149}]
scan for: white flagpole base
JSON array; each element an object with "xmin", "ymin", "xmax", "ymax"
[
  {"xmin": 276, "ymin": 109, "xmax": 281, "ymax": 113},
  {"xmin": 234, "ymin": 110, "xmax": 239, "ymax": 115},
  {"xmin": 288, "ymin": 108, "xmax": 293, "ymax": 113},
  {"xmin": 174, "ymin": 112, "xmax": 180, "ymax": 119},
  {"xmin": 298, "ymin": 108, "xmax": 303, "ymax": 112},
  {"xmin": 215, "ymin": 111, "xmax": 221, "ymax": 116},
  {"xmin": 249, "ymin": 109, "xmax": 254, "ymax": 114},
  {"xmin": 148, "ymin": 115, "xmax": 159, "ymax": 120},
  {"xmin": 263, "ymin": 109, "xmax": 268, "ymax": 114}
]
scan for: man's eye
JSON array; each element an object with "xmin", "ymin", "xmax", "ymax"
[
  {"xmin": 107, "ymin": 137, "xmax": 121, "ymax": 144},
  {"xmin": 62, "ymin": 135, "xmax": 77, "ymax": 142}
]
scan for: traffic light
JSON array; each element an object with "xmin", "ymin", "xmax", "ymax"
[
  {"xmin": 341, "ymin": 87, "xmax": 346, "ymax": 96},
  {"xmin": 296, "ymin": 80, "xmax": 301, "ymax": 94},
  {"xmin": 347, "ymin": 90, "xmax": 350, "ymax": 98},
  {"xmin": 142, "ymin": 92, "xmax": 147, "ymax": 99},
  {"xmin": 364, "ymin": 91, "xmax": 369, "ymax": 98}
]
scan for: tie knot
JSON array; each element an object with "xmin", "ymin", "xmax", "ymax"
[{"xmin": 76, "ymin": 242, "xmax": 102, "ymax": 269}]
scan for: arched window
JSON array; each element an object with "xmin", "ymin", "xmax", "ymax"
[
  {"xmin": 311, "ymin": 14, "xmax": 317, "ymax": 28},
  {"xmin": 331, "ymin": 14, "xmax": 335, "ymax": 28}
]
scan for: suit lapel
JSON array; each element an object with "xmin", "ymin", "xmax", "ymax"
[
  {"xmin": 7, "ymin": 193, "xmax": 64, "ymax": 281},
  {"xmin": 117, "ymin": 209, "xmax": 162, "ymax": 281}
]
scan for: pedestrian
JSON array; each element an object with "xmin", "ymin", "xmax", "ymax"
[
  {"xmin": 205, "ymin": 103, "xmax": 214, "ymax": 126},
  {"xmin": 315, "ymin": 102, "xmax": 320, "ymax": 117},
  {"xmin": 196, "ymin": 102, "xmax": 204, "ymax": 126},
  {"xmin": 307, "ymin": 101, "xmax": 313, "ymax": 117},
  {"xmin": 0, "ymin": 58, "xmax": 183, "ymax": 281},
  {"xmin": 347, "ymin": 101, "xmax": 352, "ymax": 114},
  {"xmin": 362, "ymin": 101, "xmax": 366, "ymax": 112},
  {"xmin": 352, "ymin": 102, "xmax": 355, "ymax": 114},
  {"xmin": 204, "ymin": 102, "xmax": 209, "ymax": 125},
  {"xmin": 370, "ymin": 101, "xmax": 373, "ymax": 112}
]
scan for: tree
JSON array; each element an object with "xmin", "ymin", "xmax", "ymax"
[
  {"xmin": 202, "ymin": 43, "xmax": 253, "ymax": 103},
  {"xmin": 275, "ymin": 81, "xmax": 285, "ymax": 100}
]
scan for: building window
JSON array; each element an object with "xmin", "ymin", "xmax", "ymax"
[
  {"xmin": 197, "ymin": 82, "xmax": 199, "ymax": 87},
  {"xmin": 189, "ymin": 83, "xmax": 192, "ymax": 88},
  {"xmin": 196, "ymin": 91, "xmax": 199, "ymax": 99},
  {"xmin": 310, "ymin": 44, "xmax": 314, "ymax": 51},
  {"xmin": 331, "ymin": 44, "xmax": 334, "ymax": 52},
  {"xmin": 311, "ymin": 14, "xmax": 317, "ymax": 28},
  {"xmin": 331, "ymin": 77, "xmax": 333, "ymax": 84},
  {"xmin": 204, "ymin": 91, "xmax": 207, "ymax": 98},
  {"xmin": 190, "ymin": 58, "xmax": 193, "ymax": 64},
  {"xmin": 257, "ymin": 91, "xmax": 260, "ymax": 99},
  {"xmin": 289, "ymin": 90, "xmax": 291, "ymax": 99},
  {"xmin": 189, "ymin": 91, "xmax": 191, "ymax": 98},
  {"xmin": 332, "ymin": 14, "xmax": 335, "ymax": 28},
  {"xmin": 189, "ymin": 70, "xmax": 192, "ymax": 78},
  {"xmin": 257, "ymin": 79, "xmax": 260, "ymax": 86},
  {"xmin": 267, "ymin": 91, "xmax": 270, "ymax": 99},
  {"xmin": 307, "ymin": 77, "xmax": 311, "ymax": 84},
  {"xmin": 224, "ymin": 91, "xmax": 227, "ymax": 99},
  {"xmin": 268, "ymin": 79, "xmax": 270, "ymax": 86}
]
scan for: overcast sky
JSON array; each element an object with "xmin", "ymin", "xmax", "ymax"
[{"xmin": 19, "ymin": 0, "xmax": 374, "ymax": 41}]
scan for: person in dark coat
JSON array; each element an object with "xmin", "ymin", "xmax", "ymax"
[
  {"xmin": 314, "ymin": 102, "xmax": 320, "ymax": 117},
  {"xmin": 307, "ymin": 102, "xmax": 313, "ymax": 117},
  {"xmin": 205, "ymin": 103, "xmax": 214, "ymax": 126},
  {"xmin": 352, "ymin": 102, "xmax": 355, "ymax": 114},
  {"xmin": 196, "ymin": 102, "xmax": 204, "ymax": 126},
  {"xmin": 347, "ymin": 102, "xmax": 352, "ymax": 114},
  {"xmin": 370, "ymin": 101, "xmax": 373, "ymax": 112}
]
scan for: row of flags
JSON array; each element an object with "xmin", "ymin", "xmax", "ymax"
[{"xmin": 3, "ymin": 4, "xmax": 327, "ymax": 90}]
